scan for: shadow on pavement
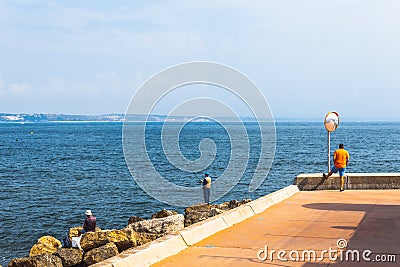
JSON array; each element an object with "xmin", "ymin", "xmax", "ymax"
[{"xmin": 301, "ymin": 203, "xmax": 400, "ymax": 266}]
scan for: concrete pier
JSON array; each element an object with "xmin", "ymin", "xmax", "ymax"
[
  {"xmin": 153, "ymin": 189, "xmax": 400, "ymax": 266},
  {"xmin": 93, "ymin": 174, "xmax": 400, "ymax": 267}
]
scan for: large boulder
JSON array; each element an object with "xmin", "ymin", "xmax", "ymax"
[
  {"xmin": 68, "ymin": 226, "xmax": 101, "ymax": 241},
  {"xmin": 104, "ymin": 229, "xmax": 138, "ymax": 251},
  {"xmin": 82, "ymin": 242, "xmax": 118, "ymax": 266},
  {"xmin": 80, "ymin": 229, "xmax": 140, "ymax": 252},
  {"xmin": 136, "ymin": 232, "xmax": 158, "ymax": 246},
  {"xmin": 128, "ymin": 215, "xmax": 144, "ymax": 225},
  {"xmin": 184, "ymin": 199, "xmax": 252, "ymax": 226},
  {"xmin": 80, "ymin": 230, "xmax": 108, "ymax": 251},
  {"xmin": 227, "ymin": 199, "xmax": 252, "ymax": 209},
  {"xmin": 8, "ymin": 257, "xmax": 37, "ymax": 267},
  {"xmin": 151, "ymin": 209, "xmax": 178, "ymax": 219},
  {"xmin": 127, "ymin": 214, "xmax": 184, "ymax": 237},
  {"xmin": 215, "ymin": 202, "xmax": 230, "ymax": 210},
  {"xmin": 54, "ymin": 248, "xmax": 83, "ymax": 267},
  {"xmin": 184, "ymin": 204, "xmax": 225, "ymax": 226},
  {"xmin": 8, "ymin": 254, "xmax": 62, "ymax": 267},
  {"xmin": 29, "ymin": 236, "xmax": 62, "ymax": 256}
]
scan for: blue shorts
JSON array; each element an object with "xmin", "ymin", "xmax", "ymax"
[
  {"xmin": 79, "ymin": 229, "xmax": 86, "ymax": 235},
  {"xmin": 331, "ymin": 166, "xmax": 346, "ymax": 177}
]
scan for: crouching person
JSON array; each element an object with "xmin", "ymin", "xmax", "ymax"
[{"xmin": 79, "ymin": 209, "xmax": 96, "ymax": 236}]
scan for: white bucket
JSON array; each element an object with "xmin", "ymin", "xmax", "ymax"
[{"xmin": 71, "ymin": 236, "xmax": 81, "ymax": 248}]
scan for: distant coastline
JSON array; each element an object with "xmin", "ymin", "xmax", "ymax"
[
  {"xmin": 0, "ymin": 113, "xmax": 125, "ymax": 123},
  {"xmin": 0, "ymin": 113, "xmax": 271, "ymax": 123}
]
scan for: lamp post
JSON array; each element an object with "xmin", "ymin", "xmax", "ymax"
[{"xmin": 324, "ymin": 112, "xmax": 340, "ymax": 172}]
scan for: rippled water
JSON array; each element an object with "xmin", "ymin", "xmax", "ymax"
[{"xmin": 1, "ymin": 121, "xmax": 399, "ymax": 265}]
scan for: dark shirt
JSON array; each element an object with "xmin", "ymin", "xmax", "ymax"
[
  {"xmin": 202, "ymin": 176, "xmax": 211, "ymax": 188},
  {"xmin": 83, "ymin": 215, "xmax": 96, "ymax": 232}
]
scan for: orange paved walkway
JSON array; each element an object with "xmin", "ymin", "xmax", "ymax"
[{"xmin": 153, "ymin": 190, "xmax": 400, "ymax": 266}]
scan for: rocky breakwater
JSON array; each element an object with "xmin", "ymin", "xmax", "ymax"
[
  {"xmin": 7, "ymin": 199, "xmax": 251, "ymax": 267},
  {"xmin": 6, "ymin": 209, "xmax": 182, "ymax": 267}
]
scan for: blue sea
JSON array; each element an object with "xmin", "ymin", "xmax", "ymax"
[{"xmin": 1, "ymin": 121, "xmax": 399, "ymax": 265}]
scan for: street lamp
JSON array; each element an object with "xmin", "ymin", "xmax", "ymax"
[{"xmin": 324, "ymin": 112, "xmax": 340, "ymax": 172}]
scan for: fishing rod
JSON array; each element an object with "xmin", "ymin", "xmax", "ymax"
[{"xmin": 185, "ymin": 161, "xmax": 210, "ymax": 184}]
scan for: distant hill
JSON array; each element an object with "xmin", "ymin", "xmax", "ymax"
[
  {"xmin": 0, "ymin": 113, "xmax": 271, "ymax": 123},
  {"xmin": 0, "ymin": 113, "xmax": 125, "ymax": 122}
]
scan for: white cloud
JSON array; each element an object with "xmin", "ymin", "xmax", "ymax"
[
  {"xmin": 10, "ymin": 83, "xmax": 34, "ymax": 96},
  {"xmin": 94, "ymin": 70, "xmax": 123, "ymax": 95},
  {"xmin": 0, "ymin": 80, "xmax": 5, "ymax": 93},
  {"xmin": 0, "ymin": 1, "xmax": 211, "ymax": 56},
  {"xmin": 36, "ymin": 70, "xmax": 142, "ymax": 100},
  {"xmin": 40, "ymin": 77, "xmax": 69, "ymax": 96}
]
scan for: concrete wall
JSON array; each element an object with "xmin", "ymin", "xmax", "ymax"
[
  {"xmin": 295, "ymin": 173, "xmax": 400, "ymax": 191},
  {"xmin": 92, "ymin": 185, "xmax": 299, "ymax": 267}
]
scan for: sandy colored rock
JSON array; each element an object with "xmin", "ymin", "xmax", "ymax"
[
  {"xmin": 151, "ymin": 209, "xmax": 178, "ymax": 219},
  {"xmin": 103, "ymin": 229, "xmax": 138, "ymax": 251},
  {"xmin": 29, "ymin": 236, "xmax": 62, "ymax": 257},
  {"xmin": 82, "ymin": 242, "xmax": 118, "ymax": 266},
  {"xmin": 80, "ymin": 229, "xmax": 141, "ymax": 252},
  {"xmin": 79, "ymin": 231, "xmax": 108, "ymax": 251},
  {"xmin": 54, "ymin": 248, "xmax": 83, "ymax": 267},
  {"xmin": 184, "ymin": 204, "xmax": 224, "ymax": 226},
  {"xmin": 215, "ymin": 202, "xmax": 230, "ymax": 210},
  {"xmin": 8, "ymin": 257, "xmax": 37, "ymax": 267},
  {"xmin": 68, "ymin": 226, "xmax": 101, "ymax": 240},
  {"xmin": 227, "ymin": 199, "xmax": 252, "ymax": 209},
  {"xmin": 128, "ymin": 214, "xmax": 184, "ymax": 237},
  {"xmin": 128, "ymin": 215, "xmax": 144, "ymax": 225},
  {"xmin": 8, "ymin": 254, "xmax": 62, "ymax": 267},
  {"xmin": 136, "ymin": 232, "xmax": 158, "ymax": 246},
  {"xmin": 184, "ymin": 199, "xmax": 252, "ymax": 226}
]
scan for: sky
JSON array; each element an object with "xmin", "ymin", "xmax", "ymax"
[{"xmin": 0, "ymin": 0, "xmax": 399, "ymax": 120}]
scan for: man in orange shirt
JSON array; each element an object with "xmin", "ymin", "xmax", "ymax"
[{"xmin": 323, "ymin": 144, "xmax": 350, "ymax": 192}]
